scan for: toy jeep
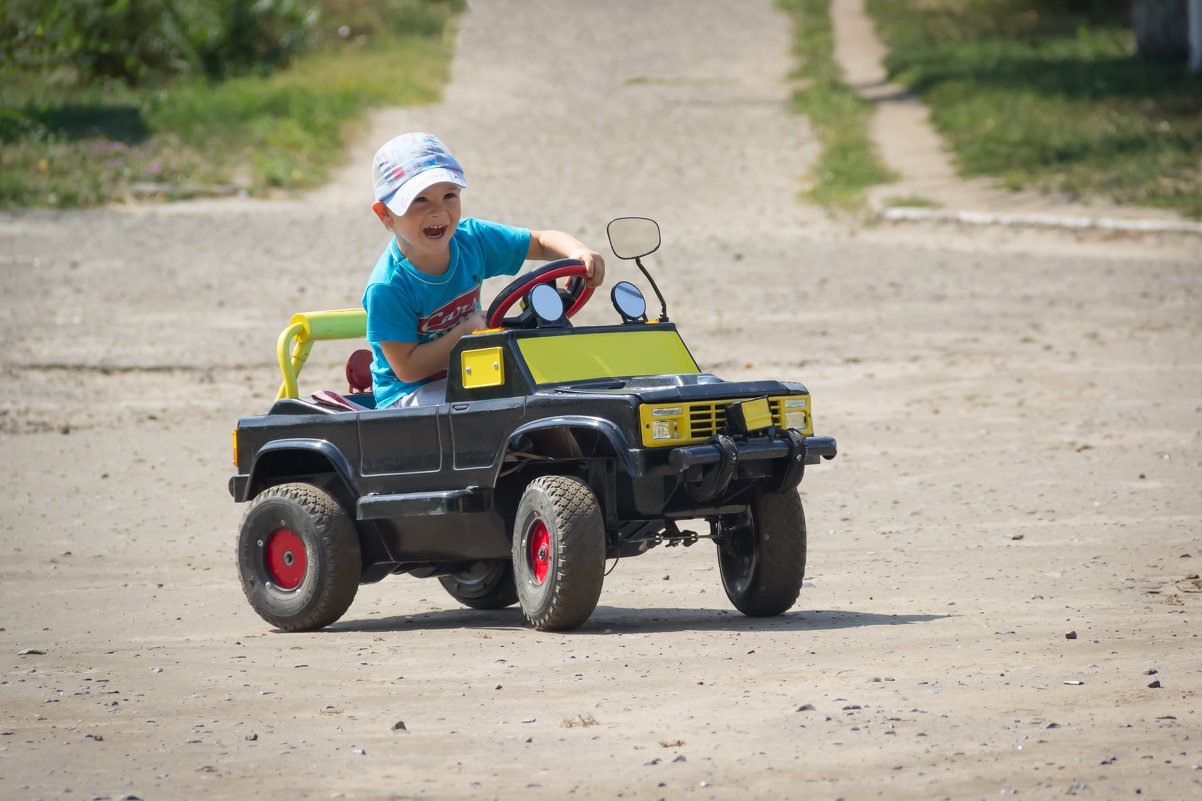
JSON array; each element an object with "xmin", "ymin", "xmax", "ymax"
[{"xmin": 229, "ymin": 217, "xmax": 836, "ymax": 631}]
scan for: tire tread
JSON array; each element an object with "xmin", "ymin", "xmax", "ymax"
[
  {"xmin": 721, "ymin": 490, "xmax": 807, "ymax": 617},
  {"xmin": 238, "ymin": 482, "xmax": 360, "ymax": 631},
  {"xmin": 514, "ymin": 475, "xmax": 605, "ymax": 631}
]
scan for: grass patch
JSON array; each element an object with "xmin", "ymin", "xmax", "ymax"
[
  {"xmin": 561, "ymin": 714, "xmax": 599, "ymax": 728},
  {"xmin": 867, "ymin": 0, "xmax": 1202, "ymax": 218},
  {"xmin": 0, "ymin": 2, "xmax": 461, "ymax": 209},
  {"xmin": 777, "ymin": 0, "xmax": 894, "ymax": 208},
  {"xmin": 881, "ymin": 194, "xmax": 942, "ymax": 209}
]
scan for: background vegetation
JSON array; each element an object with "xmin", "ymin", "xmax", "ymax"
[
  {"xmin": 0, "ymin": 0, "xmax": 462, "ymax": 208},
  {"xmin": 5, "ymin": 1, "xmax": 1199, "ymax": 217},
  {"xmin": 868, "ymin": 0, "xmax": 1202, "ymax": 217},
  {"xmin": 777, "ymin": 0, "xmax": 894, "ymax": 208}
]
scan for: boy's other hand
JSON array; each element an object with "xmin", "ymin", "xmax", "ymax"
[{"xmin": 459, "ymin": 312, "xmax": 487, "ymax": 333}]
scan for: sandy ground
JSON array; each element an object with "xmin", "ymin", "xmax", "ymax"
[{"xmin": 2, "ymin": 1, "xmax": 1201, "ymax": 799}]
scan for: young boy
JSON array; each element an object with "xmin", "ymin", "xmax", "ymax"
[{"xmin": 364, "ymin": 132, "xmax": 605, "ymax": 408}]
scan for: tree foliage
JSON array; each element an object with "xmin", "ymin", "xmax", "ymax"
[{"xmin": 0, "ymin": 0, "xmax": 319, "ymax": 84}]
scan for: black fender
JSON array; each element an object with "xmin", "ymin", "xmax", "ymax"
[
  {"xmin": 242, "ymin": 438, "xmax": 358, "ymax": 504},
  {"xmin": 496, "ymin": 415, "xmax": 636, "ymax": 532},
  {"xmin": 497, "ymin": 415, "xmax": 640, "ymax": 482}
]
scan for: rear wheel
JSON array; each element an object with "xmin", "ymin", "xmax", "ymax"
[
  {"xmin": 237, "ymin": 482, "xmax": 361, "ymax": 631},
  {"xmin": 439, "ymin": 560, "xmax": 519, "ymax": 609},
  {"xmin": 512, "ymin": 475, "xmax": 605, "ymax": 631},
  {"xmin": 717, "ymin": 489, "xmax": 807, "ymax": 617}
]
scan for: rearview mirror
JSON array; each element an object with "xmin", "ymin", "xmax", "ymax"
[{"xmin": 607, "ymin": 217, "xmax": 661, "ymax": 260}]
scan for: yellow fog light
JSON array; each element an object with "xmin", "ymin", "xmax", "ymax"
[{"xmin": 727, "ymin": 397, "xmax": 772, "ymax": 435}]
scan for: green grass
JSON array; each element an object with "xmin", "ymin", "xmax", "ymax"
[
  {"xmin": 777, "ymin": 0, "xmax": 894, "ymax": 208},
  {"xmin": 867, "ymin": 0, "xmax": 1202, "ymax": 218},
  {"xmin": 881, "ymin": 193, "xmax": 942, "ymax": 209},
  {"xmin": 0, "ymin": 6, "xmax": 460, "ymax": 209}
]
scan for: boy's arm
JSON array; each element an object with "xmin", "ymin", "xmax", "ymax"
[
  {"xmin": 379, "ymin": 312, "xmax": 485, "ymax": 384},
  {"xmin": 528, "ymin": 229, "xmax": 606, "ymax": 287}
]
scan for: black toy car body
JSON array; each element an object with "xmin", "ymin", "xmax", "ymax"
[{"xmin": 229, "ymin": 218, "xmax": 836, "ymax": 631}]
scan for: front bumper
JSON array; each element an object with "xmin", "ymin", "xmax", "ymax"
[
  {"xmin": 666, "ymin": 431, "xmax": 837, "ymax": 500},
  {"xmin": 669, "ymin": 434, "xmax": 836, "ymax": 469}
]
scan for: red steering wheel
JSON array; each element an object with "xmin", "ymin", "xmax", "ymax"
[{"xmin": 485, "ymin": 259, "xmax": 594, "ymax": 328}]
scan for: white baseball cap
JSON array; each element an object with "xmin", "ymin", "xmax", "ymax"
[{"xmin": 372, "ymin": 132, "xmax": 467, "ymax": 215}]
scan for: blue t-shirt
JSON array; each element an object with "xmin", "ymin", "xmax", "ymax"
[{"xmin": 363, "ymin": 217, "xmax": 530, "ymax": 408}]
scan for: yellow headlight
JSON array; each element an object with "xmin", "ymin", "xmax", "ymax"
[
  {"xmin": 651, "ymin": 419, "xmax": 678, "ymax": 440},
  {"xmin": 783, "ymin": 397, "xmax": 810, "ymax": 432},
  {"xmin": 785, "ymin": 411, "xmax": 808, "ymax": 429},
  {"xmin": 640, "ymin": 404, "xmax": 687, "ymax": 446}
]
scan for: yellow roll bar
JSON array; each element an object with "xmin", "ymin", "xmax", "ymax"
[{"xmin": 276, "ymin": 308, "xmax": 367, "ymax": 400}]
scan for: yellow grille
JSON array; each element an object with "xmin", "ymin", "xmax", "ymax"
[{"xmin": 639, "ymin": 396, "xmax": 812, "ymax": 447}]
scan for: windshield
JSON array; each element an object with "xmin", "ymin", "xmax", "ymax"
[{"xmin": 517, "ymin": 329, "xmax": 699, "ymax": 384}]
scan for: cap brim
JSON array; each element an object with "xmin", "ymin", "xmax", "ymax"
[{"xmin": 382, "ymin": 168, "xmax": 468, "ymax": 216}]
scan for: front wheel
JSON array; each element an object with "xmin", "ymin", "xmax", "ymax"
[
  {"xmin": 237, "ymin": 482, "xmax": 361, "ymax": 631},
  {"xmin": 512, "ymin": 475, "xmax": 606, "ymax": 631},
  {"xmin": 439, "ymin": 560, "xmax": 519, "ymax": 609},
  {"xmin": 717, "ymin": 489, "xmax": 807, "ymax": 617}
]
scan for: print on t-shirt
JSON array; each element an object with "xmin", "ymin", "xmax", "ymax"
[{"xmin": 418, "ymin": 285, "xmax": 481, "ymax": 338}]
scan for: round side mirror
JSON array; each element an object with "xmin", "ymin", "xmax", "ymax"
[
  {"xmin": 528, "ymin": 283, "xmax": 565, "ymax": 324},
  {"xmin": 607, "ymin": 217, "xmax": 661, "ymax": 260},
  {"xmin": 611, "ymin": 281, "xmax": 647, "ymax": 322}
]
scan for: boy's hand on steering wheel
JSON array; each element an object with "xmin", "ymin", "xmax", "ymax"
[{"xmin": 569, "ymin": 249, "xmax": 606, "ymax": 288}]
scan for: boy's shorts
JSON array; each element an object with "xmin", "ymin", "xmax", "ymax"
[{"xmin": 392, "ymin": 378, "xmax": 447, "ymax": 408}]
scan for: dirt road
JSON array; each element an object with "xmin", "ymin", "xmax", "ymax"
[{"xmin": 2, "ymin": 1, "xmax": 1200, "ymax": 799}]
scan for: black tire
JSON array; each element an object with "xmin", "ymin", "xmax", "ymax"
[
  {"xmin": 237, "ymin": 482, "xmax": 361, "ymax": 631},
  {"xmin": 439, "ymin": 560, "xmax": 519, "ymax": 609},
  {"xmin": 717, "ymin": 489, "xmax": 807, "ymax": 617},
  {"xmin": 512, "ymin": 475, "xmax": 606, "ymax": 631}
]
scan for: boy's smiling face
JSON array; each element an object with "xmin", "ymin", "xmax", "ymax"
[{"xmin": 374, "ymin": 181, "xmax": 462, "ymax": 272}]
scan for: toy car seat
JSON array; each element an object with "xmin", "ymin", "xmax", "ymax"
[
  {"xmin": 346, "ymin": 348, "xmax": 373, "ymax": 394},
  {"xmin": 310, "ymin": 349, "xmax": 375, "ymax": 412}
]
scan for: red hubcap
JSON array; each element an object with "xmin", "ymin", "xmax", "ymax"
[
  {"xmin": 265, "ymin": 528, "xmax": 306, "ymax": 590},
  {"xmin": 528, "ymin": 521, "xmax": 551, "ymax": 584}
]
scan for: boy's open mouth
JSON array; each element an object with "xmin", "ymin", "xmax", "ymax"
[{"xmin": 423, "ymin": 224, "xmax": 448, "ymax": 240}]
